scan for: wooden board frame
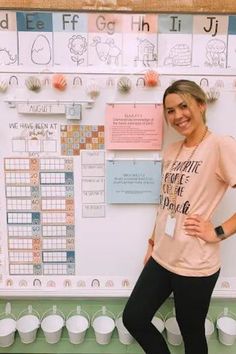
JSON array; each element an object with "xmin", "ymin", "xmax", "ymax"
[{"xmin": 0, "ymin": 1, "xmax": 236, "ymax": 14}]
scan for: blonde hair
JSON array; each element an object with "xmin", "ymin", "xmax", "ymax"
[{"xmin": 163, "ymin": 80, "xmax": 207, "ymax": 123}]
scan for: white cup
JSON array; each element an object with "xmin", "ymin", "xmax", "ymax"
[
  {"xmin": 205, "ymin": 317, "xmax": 214, "ymax": 341},
  {"xmin": 66, "ymin": 314, "xmax": 89, "ymax": 344},
  {"xmin": 165, "ymin": 315, "xmax": 183, "ymax": 346},
  {"xmin": 92, "ymin": 315, "xmax": 115, "ymax": 344},
  {"xmin": 0, "ymin": 317, "xmax": 16, "ymax": 347},
  {"xmin": 16, "ymin": 314, "xmax": 40, "ymax": 344},
  {"xmin": 115, "ymin": 314, "xmax": 134, "ymax": 345},
  {"xmin": 217, "ymin": 315, "xmax": 236, "ymax": 345},
  {"xmin": 41, "ymin": 314, "xmax": 64, "ymax": 344},
  {"xmin": 152, "ymin": 314, "xmax": 165, "ymax": 333}
]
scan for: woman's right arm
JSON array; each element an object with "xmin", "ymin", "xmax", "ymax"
[{"xmin": 143, "ymin": 225, "xmax": 156, "ymax": 265}]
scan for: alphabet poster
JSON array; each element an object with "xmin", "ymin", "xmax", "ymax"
[{"xmin": 0, "ymin": 11, "xmax": 236, "ymax": 72}]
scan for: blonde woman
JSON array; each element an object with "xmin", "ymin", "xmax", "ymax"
[{"xmin": 123, "ymin": 80, "xmax": 236, "ymax": 354}]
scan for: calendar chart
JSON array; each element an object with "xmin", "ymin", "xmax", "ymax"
[
  {"xmin": 4, "ymin": 158, "xmax": 75, "ymax": 277},
  {"xmin": 61, "ymin": 125, "xmax": 105, "ymax": 156}
]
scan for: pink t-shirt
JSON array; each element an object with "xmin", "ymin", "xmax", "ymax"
[{"xmin": 152, "ymin": 133, "xmax": 236, "ymax": 276}]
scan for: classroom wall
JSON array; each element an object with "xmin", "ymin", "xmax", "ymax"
[{"xmin": 1, "ymin": 1, "xmax": 236, "ymax": 354}]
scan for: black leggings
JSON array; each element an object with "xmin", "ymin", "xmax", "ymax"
[{"xmin": 123, "ymin": 257, "xmax": 220, "ymax": 354}]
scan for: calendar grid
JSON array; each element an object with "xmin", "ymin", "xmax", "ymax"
[
  {"xmin": 40, "ymin": 172, "xmax": 66, "ymax": 184},
  {"xmin": 42, "ymin": 238, "xmax": 67, "ymax": 249},
  {"xmin": 43, "ymin": 263, "xmax": 67, "ymax": 275},
  {"xmin": 5, "ymin": 158, "xmax": 75, "ymax": 276},
  {"xmin": 10, "ymin": 264, "xmax": 34, "ymax": 275},
  {"xmin": 9, "ymin": 239, "xmax": 33, "ymax": 250},
  {"xmin": 41, "ymin": 185, "xmax": 67, "ymax": 197},
  {"xmin": 42, "ymin": 225, "xmax": 67, "ymax": 237},
  {"xmin": 61, "ymin": 125, "xmax": 105, "ymax": 156},
  {"xmin": 5, "ymin": 158, "xmax": 30, "ymax": 170},
  {"xmin": 6, "ymin": 186, "xmax": 31, "ymax": 197},
  {"xmin": 41, "ymin": 199, "xmax": 66, "ymax": 211},
  {"xmin": 5, "ymin": 172, "xmax": 31, "ymax": 184},
  {"xmin": 7, "ymin": 199, "xmax": 32, "ymax": 210},
  {"xmin": 8, "ymin": 225, "xmax": 33, "ymax": 237}
]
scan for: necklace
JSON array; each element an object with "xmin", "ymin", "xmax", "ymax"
[{"xmin": 164, "ymin": 126, "xmax": 208, "ymax": 218}]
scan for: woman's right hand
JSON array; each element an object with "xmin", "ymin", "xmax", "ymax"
[{"xmin": 143, "ymin": 244, "xmax": 153, "ymax": 265}]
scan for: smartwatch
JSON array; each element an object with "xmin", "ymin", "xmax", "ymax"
[{"xmin": 214, "ymin": 225, "xmax": 226, "ymax": 240}]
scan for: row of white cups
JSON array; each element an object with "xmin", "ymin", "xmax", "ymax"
[{"xmin": 0, "ymin": 303, "xmax": 236, "ymax": 348}]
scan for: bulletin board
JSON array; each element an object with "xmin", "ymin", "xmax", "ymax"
[{"xmin": 0, "ymin": 7, "xmax": 236, "ymax": 298}]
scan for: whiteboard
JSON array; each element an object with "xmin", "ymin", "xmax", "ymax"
[
  {"xmin": 0, "ymin": 10, "xmax": 236, "ymax": 297},
  {"xmin": 0, "ymin": 75, "xmax": 235, "ymax": 298}
]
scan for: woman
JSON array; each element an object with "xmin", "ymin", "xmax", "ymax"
[{"xmin": 123, "ymin": 79, "xmax": 236, "ymax": 354}]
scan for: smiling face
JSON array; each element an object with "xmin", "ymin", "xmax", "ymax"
[{"xmin": 164, "ymin": 92, "xmax": 206, "ymax": 143}]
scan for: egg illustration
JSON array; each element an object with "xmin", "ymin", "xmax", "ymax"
[{"xmin": 31, "ymin": 35, "xmax": 52, "ymax": 65}]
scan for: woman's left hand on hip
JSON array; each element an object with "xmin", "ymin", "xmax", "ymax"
[{"xmin": 183, "ymin": 214, "xmax": 220, "ymax": 243}]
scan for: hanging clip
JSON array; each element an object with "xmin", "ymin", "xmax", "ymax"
[
  {"xmin": 9, "ymin": 75, "xmax": 19, "ymax": 86},
  {"xmin": 73, "ymin": 76, "xmax": 83, "ymax": 86}
]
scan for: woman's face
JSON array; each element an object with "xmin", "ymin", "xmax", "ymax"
[{"xmin": 164, "ymin": 93, "xmax": 205, "ymax": 138}]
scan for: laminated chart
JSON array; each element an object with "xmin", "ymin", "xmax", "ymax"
[
  {"xmin": 81, "ymin": 150, "xmax": 106, "ymax": 218},
  {"xmin": 105, "ymin": 104, "xmax": 163, "ymax": 150},
  {"xmin": 4, "ymin": 157, "xmax": 75, "ymax": 277},
  {"xmin": 61, "ymin": 125, "xmax": 105, "ymax": 155},
  {"xmin": 106, "ymin": 159, "xmax": 162, "ymax": 204},
  {"xmin": 0, "ymin": 11, "xmax": 236, "ymax": 73}
]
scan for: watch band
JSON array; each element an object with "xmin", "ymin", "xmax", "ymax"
[{"xmin": 214, "ymin": 225, "xmax": 226, "ymax": 239}]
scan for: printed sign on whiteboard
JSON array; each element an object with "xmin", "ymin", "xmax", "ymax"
[
  {"xmin": 106, "ymin": 159, "xmax": 162, "ymax": 204},
  {"xmin": 17, "ymin": 103, "xmax": 65, "ymax": 115},
  {"xmin": 105, "ymin": 103, "xmax": 163, "ymax": 150}
]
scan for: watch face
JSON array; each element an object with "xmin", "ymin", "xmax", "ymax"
[{"xmin": 215, "ymin": 226, "xmax": 225, "ymax": 237}]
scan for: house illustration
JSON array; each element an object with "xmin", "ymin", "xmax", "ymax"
[{"xmin": 135, "ymin": 38, "xmax": 157, "ymax": 66}]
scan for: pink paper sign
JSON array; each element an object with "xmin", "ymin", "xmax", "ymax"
[{"xmin": 105, "ymin": 103, "xmax": 163, "ymax": 150}]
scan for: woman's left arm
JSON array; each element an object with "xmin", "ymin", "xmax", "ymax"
[
  {"xmin": 184, "ymin": 137, "xmax": 236, "ymax": 243},
  {"xmin": 183, "ymin": 212, "xmax": 236, "ymax": 243}
]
